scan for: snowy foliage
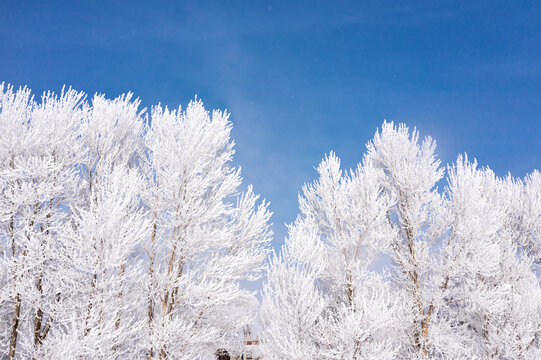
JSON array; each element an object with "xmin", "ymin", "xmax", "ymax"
[
  {"xmin": 261, "ymin": 121, "xmax": 541, "ymax": 359},
  {"xmin": 0, "ymin": 84, "xmax": 271, "ymax": 359},
  {"xmin": 1, "ymin": 82, "xmax": 540, "ymax": 360}
]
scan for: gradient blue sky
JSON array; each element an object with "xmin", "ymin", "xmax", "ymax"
[{"xmin": 1, "ymin": 0, "xmax": 540, "ymax": 246}]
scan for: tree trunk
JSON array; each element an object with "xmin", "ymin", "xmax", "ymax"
[
  {"xmin": 9, "ymin": 293, "xmax": 22, "ymax": 360},
  {"xmin": 113, "ymin": 263, "xmax": 126, "ymax": 359}
]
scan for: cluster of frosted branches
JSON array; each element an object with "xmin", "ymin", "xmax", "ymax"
[
  {"xmin": 0, "ymin": 84, "xmax": 272, "ymax": 360},
  {"xmin": 1, "ymin": 83, "xmax": 540, "ymax": 360},
  {"xmin": 261, "ymin": 122, "xmax": 541, "ymax": 359}
]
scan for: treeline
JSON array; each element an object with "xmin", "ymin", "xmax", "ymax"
[{"xmin": 1, "ymin": 84, "xmax": 540, "ymax": 359}]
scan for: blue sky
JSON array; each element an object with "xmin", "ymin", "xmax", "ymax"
[{"xmin": 1, "ymin": 0, "xmax": 540, "ymax": 246}]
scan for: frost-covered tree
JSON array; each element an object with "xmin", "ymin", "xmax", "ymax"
[
  {"xmin": 262, "ymin": 121, "xmax": 541, "ymax": 360},
  {"xmin": 0, "ymin": 84, "xmax": 87, "ymax": 359},
  {"xmin": 434, "ymin": 156, "xmax": 541, "ymax": 359},
  {"xmin": 142, "ymin": 101, "xmax": 272, "ymax": 359},
  {"xmin": 363, "ymin": 121, "xmax": 446, "ymax": 358},
  {"xmin": 58, "ymin": 92, "xmax": 150, "ymax": 359},
  {"xmin": 0, "ymin": 84, "xmax": 272, "ymax": 360},
  {"xmin": 261, "ymin": 153, "xmax": 406, "ymax": 359}
]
